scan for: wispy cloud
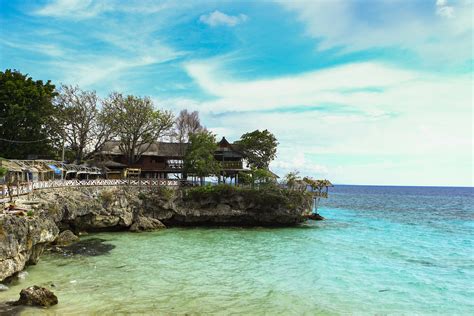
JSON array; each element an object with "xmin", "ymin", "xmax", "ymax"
[
  {"xmin": 2, "ymin": 39, "xmax": 65, "ymax": 57},
  {"xmin": 3, "ymin": 0, "xmax": 472, "ymax": 185},
  {"xmin": 34, "ymin": 0, "xmax": 178, "ymax": 19},
  {"xmin": 35, "ymin": 0, "xmax": 108, "ymax": 19},
  {"xmin": 276, "ymin": 0, "xmax": 473, "ymax": 65},
  {"xmin": 199, "ymin": 10, "xmax": 248, "ymax": 27},
  {"xmin": 177, "ymin": 58, "xmax": 472, "ymax": 185},
  {"xmin": 436, "ymin": 0, "xmax": 455, "ymax": 18}
]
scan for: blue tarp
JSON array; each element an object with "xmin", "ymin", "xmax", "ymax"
[{"xmin": 48, "ymin": 164, "xmax": 62, "ymax": 175}]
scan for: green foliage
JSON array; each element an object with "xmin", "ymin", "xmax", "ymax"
[
  {"xmin": 237, "ymin": 171, "xmax": 252, "ymax": 185},
  {"xmin": 26, "ymin": 210, "xmax": 34, "ymax": 217},
  {"xmin": 138, "ymin": 192, "xmax": 147, "ymax": 200},
  {"xmin": 236, "ymin": 129, "xmax": 278, "ymax": 169},
  {"xmin": 284, "ymin": 171, "xmax": 301, "ymax": 189},
  {"xmin": 101, "ymin": 93, "xmax": 174, "ymax": 164},
  {"xmin": 184, "ymin": 131, "xmax": 221, "ymax": 180},
  {"xmin": 252, "ymin": 168, "xmax": 275, "ymax": 184},
  {"xmin": 184, "ymin": 184, "xmax": 312, "ymax": 212},
  {"xmin": 154, "ymin": 186, "xmax": 175, "ymax": 201},
  {"xmin": 185, "ymin": 184, "xmax": 236, "ymax": 200},
  {"xmin": 238, "ymin": 168, "xmax": 276, "ymax": 187},
  {"xmin": 0, "ymin": 166, "xmax": 7, "ymax": 178},
  {"xmin": 99, "ymin": 190, "xmax": 114, "ymax": 204},
  {"xmin": 0, "ymin": 69, "xmax": 60, "ymax": 159}
]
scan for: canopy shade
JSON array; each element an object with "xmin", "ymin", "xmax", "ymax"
[{"xmin": 48, "ymin": 164, "xmax": 63, "ymax": 175}]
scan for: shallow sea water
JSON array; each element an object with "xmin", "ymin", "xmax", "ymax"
[{"xmin": 0, "ymin": 185, "xmax": 473, "ymax": 315}]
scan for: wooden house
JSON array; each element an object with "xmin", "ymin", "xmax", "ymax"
[{"xmin": 96, "ymin": 138, "xmax": 248, "ymax": 181}]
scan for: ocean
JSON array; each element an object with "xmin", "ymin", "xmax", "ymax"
[{"xmin": 1, "ymin": 185, "xmax": 473, "ymax": 315}]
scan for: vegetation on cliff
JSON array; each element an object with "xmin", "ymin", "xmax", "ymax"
[{"xmin": 183, "ymin": 184, "xmax": 312, "ymax": 213}]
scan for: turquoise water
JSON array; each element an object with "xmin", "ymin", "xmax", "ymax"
[{"xmin": 1, "ymin": 185, "xmax": 473, "ymax": 315}]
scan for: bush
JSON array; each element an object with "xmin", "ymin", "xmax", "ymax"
[
  {"xmin": 99, "ymin": 190, "xmax": 114, "ymax": 204},
  {"xmin": 183, "ymin": 184, "xmax": 312, "ymax": 212},
  {"xmin": 156, "ymin": 186, "xmax": 175, "ymax": 201}
]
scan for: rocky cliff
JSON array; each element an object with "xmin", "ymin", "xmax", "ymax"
[{"xmin": 0, "ymin": 185, "xmax": 312, "ymax": 281}]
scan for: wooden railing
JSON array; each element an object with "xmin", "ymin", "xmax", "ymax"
[
  {"xmin": 0, "ymin": 179, "xmax": 180, "ymax": 200},
  {"xmin": 220, "ymin": 161, "xmax": 243, "ymax": 169}
]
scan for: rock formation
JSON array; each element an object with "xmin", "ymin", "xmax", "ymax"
[
  {"xmin": 8, "ymin": 285, "xmax": 58, "ymax": 307},
  {"xmin": 1, "ymin": 185, "xmax": 311, "ymax": 282}
]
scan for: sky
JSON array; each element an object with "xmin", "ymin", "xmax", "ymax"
[{"xmin": 0, "ymin": 0, "xmax": 473, "ymax": 186}]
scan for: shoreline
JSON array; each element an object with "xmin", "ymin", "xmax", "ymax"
[{"xmin": 1, "ymin": 185, "xmax": 313, "ymax": 283}]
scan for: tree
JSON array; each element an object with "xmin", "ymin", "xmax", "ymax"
[
  {"xmin": 184, "ymin": 131, "xmax": 221, "ymax": 185},
  {"xmin": 0, "ymin": 160, "xmax": 13, "ymax": 202},
  {"xmin": 55, "ymin": 85, "xmax": 112, "ymax": 163},
  {"xmin": 236, "ymin": 129, "xmax": 278, "ymax": 169},
  {"xmin": 0, "ymin": 69, "xmax": 60, "ymax": 159},
  {"xmin": 102, "ymin": 93, "xmax": 174, "ymax": 164},
  {"xmin": 284, "ymin": 171, "xmax": 301, "ymax": 190},
  {"xmin": 174, "ymin": 109, "xmax": 206, "ymax": 144}
]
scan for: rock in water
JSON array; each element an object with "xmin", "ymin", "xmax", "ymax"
[
  {"xmin": 17, "ymin": 271, "xmax": 28, "ymax": 280},
  {"xmin": 0, "ymin": 284, "xmax": 8, "ymax": 291},
  {"xmin": 54, "ymin": 238, "xmax": 115, "ymax": 256},
  {"xmin": 55, "ymin": 230, "xmax": 79, "ymax": 246},
  {"xmin": 302, "ymin": 213, "xmax": 325, "ymax": 221},
  {"xmin": 9, "ymin": 285, "xmax": 58, "ymax": 307},
  {"xmin": 129, "ymin": 216, "xmax": 166, "ymax": 232}
]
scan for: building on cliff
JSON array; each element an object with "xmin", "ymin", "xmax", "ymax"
[{"xmin": 95, "ymin": 137, "xmax": 247, "ymax": 181}]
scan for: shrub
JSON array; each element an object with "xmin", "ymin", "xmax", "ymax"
[
  {"xmin": 183, "ymin": 184, "xmax": 312, "ymax": 212},
  {"xmin": 99, "ymin": 190, "xmax": 114, "ymax": 204},
  {"xmin": 156, "ymin": 186, "xmax": 175, "ymax": 201}
]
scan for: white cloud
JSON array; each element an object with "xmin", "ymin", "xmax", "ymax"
[
  {"xmin": 1, "ymin": 40, "xmax": 65, "ymax": 57},
  {"xmin": 199, "ymin": 10, "xmax": 248, "ymax": 27},
  {"xmin": 177, "ymin": 59, "xmax": 473, "ymax": 186},
  {"xmin": 276, "ymin": 0, "xmax": 472, "ymax": 65},
  {"xmin": 34, "ymin": 0, "xmax": 179, "ymax": 19},
  {"xmin": 436, "ymin": 0, "xmax": 455, "ymax": 18},
  {"xmin": 35, "ymin": 0, "xmax": 108, "ymax": 19}
]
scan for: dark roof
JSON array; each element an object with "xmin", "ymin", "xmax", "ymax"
[
  {"xmin": 218, "ymin": 137, "xmax": 230, "ymax": 147},
  {"xmin": 100, "ymin": 141, "xmax": 188, "ymax": 157},
  {"xmin": 100, "ymin": 139, "xmax": 245, "ymax": 157}
]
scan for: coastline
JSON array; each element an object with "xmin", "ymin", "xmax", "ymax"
[{"xmin": 0, "ymin": 185, "xmax": 312, "ymax": 283}]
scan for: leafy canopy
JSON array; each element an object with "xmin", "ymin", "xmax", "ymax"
[
  {"xmin": 101, "ymin": 93, "xmax": 174, "ymax": 164},
  {"xmin": 184, "ymin": 131, "xmax": 221, "ymax": 179},
  {"xmin": 0, "ymin": 69, "xmax": 59, "ymax": 159},
  {"xmin": 237, "ymin": 129, "xmax": 278, "ymax": 169}
]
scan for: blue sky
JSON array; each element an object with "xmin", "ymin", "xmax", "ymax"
[{"xmin": 1, "ymin": 0, "xmax": 472, "ymax": 186}]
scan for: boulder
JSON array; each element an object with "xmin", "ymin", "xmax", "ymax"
[
  {"xmin": 129, "ymin": 216, "xmax": 166, "ymax": 232},
  {"xmin": 9, "ymin": 285, "xmax": 58, "ymax": 307},
  {"xmin": 54, "ymin": 230, "xmax": 79, "ymax": 246},
  {"xmin": 303, "ymin": 213, "xmax": 325, "ymax": 221}
]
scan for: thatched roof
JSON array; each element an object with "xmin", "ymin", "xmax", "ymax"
[
  {"xmin": 100, "ymin": 141, "xmax": 187, "ymax": 157},
  {"xmin": 0, "ymin": 160, "xmax": 23, "ymax": 172}
]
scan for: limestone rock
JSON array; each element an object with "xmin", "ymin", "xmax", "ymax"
[
  {"xmin": 129, "ymin": 216, "xmax": 166, "ymax": 232},
  {"xmin": 54, "ymin": 230, "xmax": 79, "ymax": 246},
  {"xmin": 0, "ymin": 214, "xmax": 58, "ymax": 281},
  {"xmin": 9, "ymin": 285, "xmax": 58, "ymax": 307}
]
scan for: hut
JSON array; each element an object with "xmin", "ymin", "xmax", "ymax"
[{"xmin": 0, "ymin": 159, "xmax": 25, "ymax": 184}]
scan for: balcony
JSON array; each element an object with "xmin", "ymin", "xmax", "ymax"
[
  {"xmin": 220, "ymin": 161, "xmax": 243, "ymax": 170},
  {"xmin": 166, "ymin": 161, "xmax": 184, "ymax": 170}
]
